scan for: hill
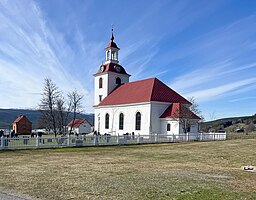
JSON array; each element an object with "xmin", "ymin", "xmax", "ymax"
[
  {"xmin": 202, "ymin": 114, "xmax": 256, "ymax": 132},
  {"xmin": 0, "ymin": 108, "xmax": 94, "ymax": 129}
]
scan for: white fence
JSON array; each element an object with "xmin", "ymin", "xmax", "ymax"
[{"xmin": 0, "ymin": 133, "xmax": 226, "ymax": 150}]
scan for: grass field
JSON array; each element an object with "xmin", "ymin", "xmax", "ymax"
[{"xmin": 0, "ymin": 139, "xmax": 256, "ymax": 200}]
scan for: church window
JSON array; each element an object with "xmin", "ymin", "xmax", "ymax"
[
  {"xmin": 105, "ymin": 113, "xmax": 109, "ymax": 129},
  {"xmin": 167, "ymin": 123, "xmax": 171, "ymax": 131},
  {"xmin": 116, "ymin": 77, "xmax": 121, "ymax": 85},
  {"xmin": 99, "ymin": 78, "xmax": 103, "ymax": 88},
  {"xmin": 119, "ymin": 113, "xmax": 124, "ymax": 130},
  {"xmin": 99, "ymin": 95, "xmax": 102, "ymax": 102},
  {"xmin": 135, "ymin": 112, "xmax": 141, "ymax": 130}
]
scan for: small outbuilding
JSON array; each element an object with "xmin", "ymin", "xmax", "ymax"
[
  {"xmin": 12, "ymin": 115, "xmax": 32, "ymax": 135},
  {"xmin": 67, "ymin": 118, "xmax": 92, "ymax": 134}
]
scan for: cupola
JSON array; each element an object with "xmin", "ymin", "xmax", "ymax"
[{"xmin": 105, "ymin": 28, "xmax": 120, "ymax": 64}]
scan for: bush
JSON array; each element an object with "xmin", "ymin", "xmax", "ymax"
[{"xmin": 245, "ymin": 123, "xmax": 255, "ymax": 134}]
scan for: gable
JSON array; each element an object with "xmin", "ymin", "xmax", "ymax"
[
  {"xmin": 67, "ymin": 118, "xmax": 92, "ymax": 128},
  {"xmin": 160, "ymin": 103, "xmax": 201, "ymax": 120},
  {"xmin": 13, "ymin": 115, "xmax": 32, "ymax": 125}
]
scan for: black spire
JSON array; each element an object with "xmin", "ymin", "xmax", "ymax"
[{"xmin": 110, "ymin": 26, "xmax": 114, "ymax": 41}]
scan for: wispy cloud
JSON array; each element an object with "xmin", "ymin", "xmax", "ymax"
[
  {"xmin": 127, "ymin": 49, "xmax": 159, "ymax": 81},
  {"xmin": 185, "ymin": 78, "xmax": 256, "ymax": 102},
  {"xmin": 229, "ymin": 96, "xmax": 256, "ymax": 103},
  {"xmin": 0, "ymin": 0, "xmax": 93, "ymax": 111},
  {"xmin": 170, "ymin": 59, "xmax": 232, "ymax": 91},
  {"xmin": 171, "ymin": 60, "xmax": 256, "ymax": 92},
  {"xmin": 168, "ymin": 14, "xmax": 256, "ymax": 103},
  {"xmin": 117, "ymin": 1, "xmax": 225, "ymax": 81}
]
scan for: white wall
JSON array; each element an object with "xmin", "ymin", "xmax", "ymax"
[
  {"xmin": 68, "ymin": 121, "xmax": 92, "ymax": 134},
  {"xmin": 160, "ymin": 119, "xmax": 180, "ymax": 135},
  {"xmin": 150, "ymin": 102, "xmax": 170, "ymax": 133},
  {"xmin": 78, "ymin": 121, "xmax": 92, "ymax": 134},
  {"xmin": 94, "ymin": 72, "xmax": 129, "ymax": 106},
  {"xmin": 94, "ymin": 103, "xmax": 151, "ymax": 135},
  {"xmin": 107, "ymin": 72, "xmax": 129, "ymax": 94},
  {"xmin": 94, "ymin": 101, "xmax": 199, "ymax": 136},
  {"xmin": 190, "ymin": 120, "xmax": 199, "ymax": 133},
  {"xmin": 94, "ymin": 73, "xmax": 108, "ymax": 106}
]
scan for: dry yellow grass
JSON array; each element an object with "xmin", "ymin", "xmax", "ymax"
[{"xmin": 0, "ymin": 139, "xmax": 256, "ymax": 199}]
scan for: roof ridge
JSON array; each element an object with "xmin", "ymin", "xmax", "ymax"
[{"xmin": 149, "ymin": 78, "xmax": 157, "ymax": 101}]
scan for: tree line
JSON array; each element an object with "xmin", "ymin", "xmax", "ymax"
[{"xmin": 38, "ymin": 78, "xmax": 83, "ymax": 137}]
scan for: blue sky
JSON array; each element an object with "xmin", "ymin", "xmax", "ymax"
[{"xmin": 0, "ymin": 0, "xmax": 256, "ymax": 121}]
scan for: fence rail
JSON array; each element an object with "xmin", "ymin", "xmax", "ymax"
[{"xmin": 0, "ymin": 133, "xmax": 226, "ymax": 150}]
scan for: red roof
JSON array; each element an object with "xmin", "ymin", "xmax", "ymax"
[
  {"xmin": 67, "ymin": 118, "xmax": 87, "ymax": 127},
  {"xmin": 106, "ymin": 41, "xmax": 119, "ymax": 49},
  {"xmin": 95, "ymin": 63, "xmax": 130, "ymax": 76},
  {"xmin": 160, "ymin": 103, "xmax": 201, "ymax": 119},
  {"xmin": 97, "ymin": 78, "xmax": 191, "ymax": 106},
  {"xmin": 13, "ymin": 115, "xmax": 32, "ymax": 124}
]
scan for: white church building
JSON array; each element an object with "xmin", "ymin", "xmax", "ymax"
[{"xmin": 94, "ymin": 31, "xmax": 200, "ymax": 136}]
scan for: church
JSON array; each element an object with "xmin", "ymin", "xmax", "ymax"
[{"xmin": 94, "ymin": 31, "xmax": 200, "ymax": 136}]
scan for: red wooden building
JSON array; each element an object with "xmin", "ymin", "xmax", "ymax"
[{"xmin": 12, "ymin": 115, "xmax": 32, "ymax": 135}]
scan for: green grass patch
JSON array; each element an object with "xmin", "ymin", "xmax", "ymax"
[{"xmin": 0, "ymin": 139, "xmax": 256, "ymax": 199}]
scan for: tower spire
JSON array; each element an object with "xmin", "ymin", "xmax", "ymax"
[
  {"xmin": 105, "ymin": 25, "xmax": 120, "ymax": 64},
  {"xmin": 110, "ymin": 24, "xmax": 114, "ymax": 41}
]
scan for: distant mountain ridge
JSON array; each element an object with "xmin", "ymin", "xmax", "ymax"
[
  {"xmin": 202, "ymin": 114, "xmax": 256, "ymax": 132},
  {"xmin": 0, "ymin": 108, "xmax": 94, "ymax": 129}
]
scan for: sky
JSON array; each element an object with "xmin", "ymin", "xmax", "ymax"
[{"xmin": 0, "ymin": 0, "xmax": 256, "ymax": 121}]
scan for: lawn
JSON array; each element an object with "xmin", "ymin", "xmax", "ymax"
[{"xmin": 0, "ymin": 139, "xmax": 255, "ymax": 200}]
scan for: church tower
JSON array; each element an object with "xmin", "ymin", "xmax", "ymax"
[{"xmin": 94, "ymin": 29, "xmax": 130, "ymax": 106}]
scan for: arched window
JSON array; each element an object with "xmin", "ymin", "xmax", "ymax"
[
  {"xmin": 167, "ymin": 123, "xmax": 171, "ymax": 131},
  {"xmin": 99, "ymin": 78, "xmax": 103, "ymax": 88},
  {"xmin": 119, "ymin": 113, "xmax": 124, "ymax": 130},
  {"xmin": 135, "ymin": 112, "xmax": 141, "ymax": 130},
  {"xmin": 105, "ymin": 113, "xmax": 109, "ymax": 129},
  {"xmin": 116, "ymin": 77, "xmax": 121, "ymax": 85},
  {"xmin": 107, "ymin": 51, "xmax": 110, "ymax": 60}
]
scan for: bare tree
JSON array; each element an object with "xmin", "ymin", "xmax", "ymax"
[
  {"xmin": 188, "ymin": 97, "xmax": 201, "ymax": 116},
  {"xmin": 39, "ymin": 78, "xmax": 60, "ymax": 137},
  {"xmin": 173, "ymin": 97, "xmax": 202, "ymax": 135},
  {"xmin": 56, "ymin": 96, "xmax": 66, "ymax": 134},
  {"xmin": 188, "ymin": 97, "xmax": 205, "ymax": 131},
  {"xmin": 63, "ymin": 100, "xmax": 72, "ymax": 135},
  {"xmin": 68, "ymin": 90, "xmax": 83, "ymax": 135},
  {"xmin": 209, "ymin": 111, "xmax": 217, "ymax": 121},
  {"xmin": 37, "ymin": 111, "xmax": 51, "ymax": 130}
]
